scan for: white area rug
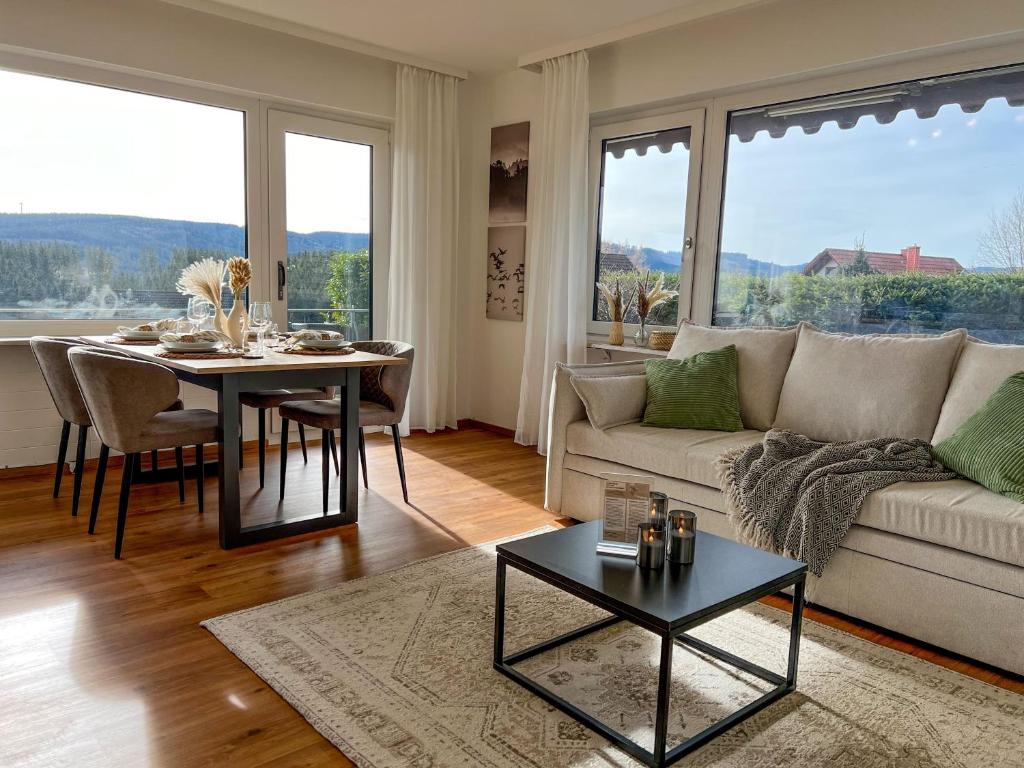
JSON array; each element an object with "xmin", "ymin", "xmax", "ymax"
[{"xmin": 203, "ymin": 530, "xmax": 1023, "ymax": 767}]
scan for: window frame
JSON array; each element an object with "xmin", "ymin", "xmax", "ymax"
[{"xmin": 587, "ymin": 108, "xmax": 706, "ymax": 339}]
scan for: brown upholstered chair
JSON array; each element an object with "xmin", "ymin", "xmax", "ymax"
[
  {"xmin": 30, "ymin": 337, "xmax": 186, "ymax": 520},
  {"xmin": 238, "ymin": 387, "xmax": 335, "ymax": 488},
  {"xmin": 68, "ymin": 348, "xmax": 218, "ymax": 558},
  {"xmin": 278, "ymin": 341, "xmax": 414, "ymax": 511}
]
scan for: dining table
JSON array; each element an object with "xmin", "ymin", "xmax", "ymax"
[{"xmin": 83, "ymin": 336, "xmax": 407, "ymax": 549}]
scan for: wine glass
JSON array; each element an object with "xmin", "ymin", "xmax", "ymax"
[
  {"xmin": 187, "ymin": 297, "xmax": 211, "ymax": 331},
  {"xmin": 248, "ymin": 302, "xmax": 272, "ymax": 357}
]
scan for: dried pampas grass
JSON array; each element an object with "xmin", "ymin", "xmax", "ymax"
[
  {"xmin": 227, "ymin": 257, "xmax": 252, "ymax": 295},
  {"xmin": 596, "ymin": 278, "xmax": 635, "ymax": 323},
  {"xmin": 176, "ymin": 258, "xmax": 225, "ymax": 307},
  {"xmin": 636, "ymin": 271, "xmax": 677, "ymax": 322}
]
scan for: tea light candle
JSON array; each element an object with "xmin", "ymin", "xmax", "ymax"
[
  {"xmin": 648, "ymin": 492, "xmax": 668, "ymax": 531},
  {"xmin": 667, "ymin": 509, "xmax": 696, "ymax": 564},
  {"xmin": 635, "ymin": 524, "xmax": 666, "ymax": 570}
]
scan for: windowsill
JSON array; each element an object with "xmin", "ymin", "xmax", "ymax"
[
  {"xmin": 0, "ymin": 337, "xmax": 32, "ymax": 346},
  {"xmin": 588, "ymin": 340, "xmax": 669, "ymax": 358}
]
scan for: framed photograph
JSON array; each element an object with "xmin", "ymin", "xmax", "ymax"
[
  {"xmin": 488, "ymin": 121, "xmax": 530, "ymax": 223},
  {"xmin": 486, "ymin": 226, "xmax": 525, "ymax": 321}
]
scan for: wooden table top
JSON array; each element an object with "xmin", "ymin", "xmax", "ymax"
[{"xmin": 82, "ymin": 336, "xmax": 406, "ymax": 376}]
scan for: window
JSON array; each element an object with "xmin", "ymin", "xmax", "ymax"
[
  {"xmin": 715, "ymin": 63, "xmax": 1024, "ymax": 342},
  {"xmin": 590, "ymin": 112, "xmax": 704, "ymax": 331},
  {"xmin": 0, "ymin": 68, "xmax": 246, "ymax": 322}
]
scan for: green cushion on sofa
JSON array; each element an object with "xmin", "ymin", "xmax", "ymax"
[
  {"xmin": 932, "ymin": 371, "xmax": 1024, "ymax": 503},
  {"xmin": 642, "ymin": 345, "xmax": 744, "ymax": 431}
]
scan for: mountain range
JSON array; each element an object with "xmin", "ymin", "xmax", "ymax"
[
  {"xmin": 618, "ymin": 244, "xmax": 806, "ymax": 275},
  {"xmin": 0, "ymin": 213, "xmax": 369, "ymax": 271}
]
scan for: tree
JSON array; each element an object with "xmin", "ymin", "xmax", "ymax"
[
  {"xmin": 979, "ymin": 188, "xmax": 1024, "ymax": 271},
  {"xmin": 840, "ymin": 236, "xmax": 875, "ymax": 276},
  {"xmin": 326, "ymin": 250, "xmax": 370, "ymax": 336}
]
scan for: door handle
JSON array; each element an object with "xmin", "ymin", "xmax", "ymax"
[{"xmin": 277, "ymin": 260, "xmax": 286, "ymax": 300}]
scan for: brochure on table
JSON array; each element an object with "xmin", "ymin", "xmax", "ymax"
[{"xmin": 596, "ymin": 472, "xmax": 656, "ymax": 558}]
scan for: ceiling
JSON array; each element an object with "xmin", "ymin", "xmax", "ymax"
[{"xmin": 165, "ymin": 0, "xmax": 765, "ymax": 76}]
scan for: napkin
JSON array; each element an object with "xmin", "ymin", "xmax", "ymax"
[
  {"xmin": 288, "ymin": 329, "xmax": 345, "ymax": 342},
  {"xmin": 158, "ymin": 329, "xmax": 234, "ymax": 345},
  {"xmin": 117, "ymin": 319, "xmax": 178, "ymax": 334}
]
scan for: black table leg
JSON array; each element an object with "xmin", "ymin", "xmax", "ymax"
[
  {"xmin": 493, "ymin": 555, "xmax": 507, "ymax": 665},
  {"xmin": 339, "ymin": 367, "xmax": 359, "ymax": 523},
  {"xmin": 217, "ymin": 375, "xmax": 242, "ymax": 548},
  {"xmin": 787, "ymin": 575, "xmax": 805, "ymax": 689},
  {"xmin": 653, "ymin": 633, "xmax": 674, "ymax": 766}
]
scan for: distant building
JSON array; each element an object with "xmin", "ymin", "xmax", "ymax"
[
  {"xmin": 598, "ymin": 252, "xmax": 636, "ymax": 272},
  {"xmin": 803, "ymin": 245, "xmax": 963, "ymax": 277}
]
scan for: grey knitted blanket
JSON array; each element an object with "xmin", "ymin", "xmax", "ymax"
[{"xmin": 718, "ymin": 429, "xmax": 956, "ymax": 576}]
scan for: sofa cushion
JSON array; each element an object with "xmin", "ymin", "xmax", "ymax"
[
  {"xmin": 668, "ymin": 322, "xmax": 798, "ymax": 430},
  {"xmin": 565, "ymin": 420, "xmax": 763, "ymax": 489},
  {"xmin": 642, "ymin": 348, "xmax": 744, "ymax": 431},
  {"xmin": 569, "ymin": 374, "xmax": 646, "ymax": 430},
  {"xmin": 773, "ymin": 323, "xmax": 965, "ymax": 442},
  {"xmin": 932, "ymin": 339, "xmax": 1024, "ymax": 443},
  {"xmin": 858, "ymin": 479, "xmax": 1024, "ymax": 567}
]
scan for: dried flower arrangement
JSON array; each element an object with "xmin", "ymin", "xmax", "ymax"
[
  {"xmin": 596, "ymin": 278, "xmax": 635, "ymax": 323},
  {"xmin": 227, "ymin": 257, "xmax": 252, "ymax": 295},
  {"xmin": 175, "ymin": 258, "xmax": 226, "ymax": 307},
  {"xmin": 635, "ymin": 271, "xmax": 677, "ymax": 324}
]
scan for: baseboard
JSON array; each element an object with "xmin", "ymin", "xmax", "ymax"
[{"xmin": 458, "ymin": 419, "xmax": 516, "ymax": 438}]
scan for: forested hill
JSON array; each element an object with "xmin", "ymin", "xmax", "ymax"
[{"xmin": 0, "ymin": 213, "xmax": 369, "ymax": 267}]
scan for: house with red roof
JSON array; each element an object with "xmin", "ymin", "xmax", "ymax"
[{"xmin": 803, "ymin": 245, "xmax": 964, "ymax": 277}]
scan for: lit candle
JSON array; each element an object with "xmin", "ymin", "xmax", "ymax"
[
  {"xmin": 648, "ymin": 492, "xmax": 668, "ymax": 531},
  {"xmin": 635, "ymin": 523, "xmax": 665, "ymax": 570},
  {"xmin": 667, "ymin": 509, "xmax": 696, "ymax": 564}
]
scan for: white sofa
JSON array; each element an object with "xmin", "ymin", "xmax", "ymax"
[{"xmin": 546, "ymin": 323, "xmax": 1024, "ymax": 675}]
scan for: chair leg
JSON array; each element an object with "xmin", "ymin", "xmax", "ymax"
[
  {"xmin": 115, "ymin": 453, "xmax": 136, "ymax": 559},
  {"xmin": 175, "ymin": 446, "xmax": 185, "ymax": 503},
  {"xmin": 195, "ymin": 444, "xmax": 205, "ymax": 514},
  {"xmin": 298, "ymin": 423, "xmax": 308, "ymax": 464},
  {"xmin": 321, "ymin": 429, "xmax": 330, "ymax": 515},
  {"xmin": 258, "ymin": 408, "xmax": 266, "ymax": 489},
  {"xmin": 392, "ymin": 425, "xmax": 409, "ymax": 504},
  {"xmin": 54, "ymin": 420, "xmax": 71, "ymax": 498},
  {"xmin": 328, "ymin": 430, "xmax": 340, "ymax": 476},
  {"xmin": 279, "ymin": 418, "xmax": 290, "ymax": 501},
  {"xmin": 72, "ymin": 424, "xmax": 89, "ymax": 517},
  {"xmin": 88, "ymin": 444, "xmax": 109, "ymax": 534},
  {"xmin": 358, "ymin": 427, "xmax": 368, "ymax": 489},
  {"xmin": 150, "ymin": 449, "xmax": 158, "ymax": 473}
]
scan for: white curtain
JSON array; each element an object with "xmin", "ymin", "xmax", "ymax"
[
  {"xmin": 388, "ymin": 65, "xmax": 460, "ymax": 434},
  {"xmin": 515, "ymin": 51, "xmax": 590, "ymax": 451}
]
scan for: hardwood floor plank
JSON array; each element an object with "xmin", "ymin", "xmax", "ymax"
[{"xmin": 0, "ymin": 427, "xmax": 1019, "ymax": 768}]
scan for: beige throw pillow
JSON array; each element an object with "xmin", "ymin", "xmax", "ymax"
[
  {"xmin": 932, "ymin": 339, "xmax": 1024, "ymax": 443},
  {"xmin": 569, "ymin": 374, "xmax": 647, "ymax": 430},
  {"xmin": 773, "ymin": 323, "xmax": 966, "ymax": 442},
  {"xmin": 668, "ymin": 322, "xmax": 798, "ymax": 430}
]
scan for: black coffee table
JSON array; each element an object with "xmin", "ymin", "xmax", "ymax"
[{"xmin": 493, "ymin": 521, "xmax": 807, "ymax": 767}]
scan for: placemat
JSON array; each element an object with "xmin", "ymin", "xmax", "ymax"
[
  {"xmin": 104, "ymin": 337, "xmax": 161, "ymax": 346},
  {"xmin": 155, "ymin": 349, "xmax": 245, "ymax": 360},
  {"xmin": 279, "ymin": 346, "xmax": 356, "ymax": 356}
]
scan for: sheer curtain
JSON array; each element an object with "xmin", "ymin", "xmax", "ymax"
[
  {"xmin": 515, "ymin": 51, "xmax": 590, "ymax": 452},
  {"xmin": 388, "ymin": 65, "xmax": 460, "ymax": 434}
]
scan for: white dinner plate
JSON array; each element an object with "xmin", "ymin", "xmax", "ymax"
[
  {"xmin": 296, "ymin": 338, "xmax": 346, "ymax": 350},
  {"xmin": 117, "ymin": 329, "xmax": 164, "ymax": 340},
  {"xmin": 160, "ymin": 340, "xmax": 221, "ymax": 352}
]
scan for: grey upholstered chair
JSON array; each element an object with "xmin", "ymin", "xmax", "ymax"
[
  {"xmin": 239, "ymin": 387, "xmax": 336, "ymax": 488},
  {"xmin": 277, "ymin": 341, "xmax": 414, "ymax": 511},
  {"xmin": 68, "ymin": 348, "xmax": 218, "ymax": 559}
]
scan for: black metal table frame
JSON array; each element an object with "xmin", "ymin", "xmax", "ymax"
[
  {"xmin": 161, "ymin": 365, "xmax": 362, "ymax": 549},
  {"xmin": 493, "ymin": 554, "xmax": 806, "ymax": 768}
]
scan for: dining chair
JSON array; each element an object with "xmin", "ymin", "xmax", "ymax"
[
  {"xmin": 239, "ymin": 387, "xmax": 336, "ymax": 488},
  {"xmin": 277, "ymin": 341, "xmax": 414, "ymax": 511},
  {"xmin": 68, "ymin": 348, "xmax": 218, "ymax": 559}
]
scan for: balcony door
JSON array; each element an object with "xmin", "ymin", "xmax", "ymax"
[{"xmin": 267, "ymin": 110, "xmax": 389, "ymax": 339}]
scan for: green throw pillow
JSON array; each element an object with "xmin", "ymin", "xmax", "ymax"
[
  {"xmin": 643, "ymin": 345, "xmax": 744, "ymax": 431},
  {"xmin": 932, "ymin": 371, "xmax": 1024, "ymax": 503}
]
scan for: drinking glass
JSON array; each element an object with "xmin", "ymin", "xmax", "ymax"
[
  {"xmin": 248, "ymin": 302, "xmax": 272, "ymax": 356},
  {"xmin": 187, "ymin": 297, "xmax": 212, "ymax": 331}
]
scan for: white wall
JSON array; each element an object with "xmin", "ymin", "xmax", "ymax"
[
  {"xmin": 460, "ymin": 0, "xmax": 1024, "ymax": 432},
  {"xmin": 0, "ymin": 0, "xmax": 398, "ymax": 468}
]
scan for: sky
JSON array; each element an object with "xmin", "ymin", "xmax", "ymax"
[
  {"xmin": 601, "ymin": 97, "xmax": 1024, "ymax": 268},
  {"xmin": 0, "ymin": 68, "xmax": 371, "ymax": 234}
]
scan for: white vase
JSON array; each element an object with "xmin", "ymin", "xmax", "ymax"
[
  {"xmin": 225, "ymin": 292, "xmax": 247, "ymax": 349},
  {"xmin": 213, "ymin": 304, "xmax": 229, "ymax": 335}
]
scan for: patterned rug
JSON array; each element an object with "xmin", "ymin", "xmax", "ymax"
[{"xmin": 203, "ymin": 530, "xmax": 1023, "ymax": 767}]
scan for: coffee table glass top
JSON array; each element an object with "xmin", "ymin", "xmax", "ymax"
[{"xmin": 497, "ymin": 521, "xmax": 806, "ymax": 632}]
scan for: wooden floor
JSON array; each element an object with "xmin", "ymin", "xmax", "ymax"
[{"xmin": 0, "ymin": 428, "xmax": 1019, "ymax": 767}]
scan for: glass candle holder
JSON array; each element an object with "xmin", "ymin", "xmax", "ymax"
[
  {"xmin": 635, "ymin": 524, "xmax": 666, "ymax": 570},
  {"xmin": 647, "ymin": 491, "xmax": 668, "ymax": 531},
  {"xmin": 667, "ymin": 509, "xmax": 696, "ymax": 564}
]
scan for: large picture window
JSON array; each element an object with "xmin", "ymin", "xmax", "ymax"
[
  {"xmin": 715, "ymin": 64, "xmax": 1024, "ymax": 342},
  {"xmin": 0, "ymin": 68, "xmax": 246, "ymax": 321}
]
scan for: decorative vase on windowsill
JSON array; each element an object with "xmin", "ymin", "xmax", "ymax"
[
  {"xmin": 633, "ymin": 322, "xmax": 650, "ymax": 348},
  {"xmin": 597, "ymin": 278, "xmax": 634, "ymax": 348},
  {"xmin": 634, "ymin": 271, "xmax": 676, "ymax": 351}
]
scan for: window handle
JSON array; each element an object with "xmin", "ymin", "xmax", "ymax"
[
  {"xmin": 684, "ymin": 236, "xmax": 694, "ymax": 250},
  {"xmin": 277, "ymin": 260, "xmax": 286, "ymax": 300}
]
